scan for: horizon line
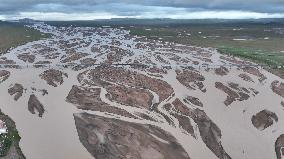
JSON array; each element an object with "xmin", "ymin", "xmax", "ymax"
[{"xmin": 2, "ymin": 17, "xmax": 284, "ymax": 22}]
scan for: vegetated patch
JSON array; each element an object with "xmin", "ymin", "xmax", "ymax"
[
  {"xmin": 66, "ymin": 85, "xmax": 136, "ymax": 118},
  {"xmin": 129, "ymin": 25, "xmax": 284, "ymax": 79},
  {"xmin": 218, "ymin": 47, "xmax": 284, "ymax": 67},
  {"xmin": 251, "ymin": 110, "xmax": 278, "ymax": 131},
  {"xmin": 242, "ymin": 67, "xmax": 267, "ymax": 82},
  {"xmin": 77, "ymin": 66, "xmax": 174, "ymax": 102},
  {"xmin": 0, "ymin": 22, "xmax": 50, "ymax": 55},
  {"xmin": 176, "ymin": 69, "xmax": 206, "ymax": 93},
  {"xmin": 60, "ymin": 52, "xmax": 89, "ymax": 63},
  {"xmin": 271, "ymin": 81, "xmax": 284, "ymax": 98},
  {"xmin": 105, "ymin": 84, "xmax": 154, "ymax": 109},
  {"xmin": 17, "ymin": 53, "xmax": 36, "ymax": 63},
  {"xmin": 183, "ymin": 96, "xmax": 203, "ymax": 107},
  {"xmin": 0, "ymin": 110, "xmax": 25, "ymax": 158},
  {"xmin": 170, "ymin": 98, "xmax": 231, "ymax": 159},
  {"xmin": 215, "ymin": 66, "xmax": 229, "ymax": 76},
  {"xmin": 40, "ymin": 69, "xmax": 68, "ymax": 87},
  {"xmin": 74, "ymin": 113, "xmax": 190, "ymax": 159},
  {"xmin": 0, "ymin": 70, "xmax": 10, "ymax": 84},
  {"xmin": 238, "ymin": 73, "xmax": 254, "ymax": 82},
  {"xmin": 8, "ymin": 83, "xmax": 24, "ymax": 101},
  {"xmin": 28, "ymin": 94, "xmax": 45, "ymax": 117},
  {"xmin": 218, "ymin": 47, "xmax": 284, "ymax": 79},
  {"xmin": 171, "ymin": 113, "xmax": 195, "ymax": 137},
  {"xmin": 215, "ymin": 82, "xmax": 257, "ymax": 106},
  {"xmin": 275, "ymin": 134, "xmax": 284, "ymax": 159}
]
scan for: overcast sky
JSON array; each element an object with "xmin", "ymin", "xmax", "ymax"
[{"xmin": 0, "ymin": 0, "xmax": 284, "ymax": 20}]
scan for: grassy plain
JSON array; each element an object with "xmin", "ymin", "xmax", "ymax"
[
  {"xmin": 0, "ymin": 22, "xmax": 49, "ymax": 54},
  {"xmin": 129, "ymin": 24, "xmax": 284, "ymax": 77}
]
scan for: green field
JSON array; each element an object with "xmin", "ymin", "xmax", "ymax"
[
  {"xmin": 0, "ymin": 110, "xmax": 25, "ymax": 158},
  {"xmin": 0, "ymin": 22, "xmax": 50, "ymax": 55},
  {"xmin": 129, "ymin": 24, "xmax": 284, "ymax": 71}
]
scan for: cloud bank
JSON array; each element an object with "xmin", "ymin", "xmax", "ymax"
[{"xmin": 0, "ymin": 0, "xmax": 284, "ymax": 20}]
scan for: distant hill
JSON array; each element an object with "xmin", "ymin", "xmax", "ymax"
[
  {"xmin": 18, "ymin": 18, "xmax": 38, "ymax": 24},
  {"xmin": 45, "ymin": 18, "xmax": 284, "ymax": 27}
]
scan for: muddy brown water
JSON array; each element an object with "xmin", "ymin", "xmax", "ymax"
[{"xmin": 0, "ymin": 68, "xmax": 92, "ymax": 159}]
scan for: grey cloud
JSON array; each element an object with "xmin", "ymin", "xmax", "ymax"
[{"xmin": 0, "ymin": 0, "xmax": 284, "ymax": 16}]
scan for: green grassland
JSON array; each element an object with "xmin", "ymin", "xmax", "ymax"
[
  {"xmin": 0, "ymin": 22, "xmax": 50, "ymax": 55},
  {"xmin": 130, "ymin": 25, "xmax": 284, "ymax": 50},
  {"xmin": 129, "ymin": 24, "xmax": 284, "ymax": 67},
  {"xmin": 0, "ymin": 110, "xmax": 25, "ymax": 158}
]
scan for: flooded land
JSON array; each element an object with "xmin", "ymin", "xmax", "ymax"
[{"xmin": 0, "ymin": 22, "xmax": 284, "ymax": 159}]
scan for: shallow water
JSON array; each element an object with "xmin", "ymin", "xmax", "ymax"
[{"xmin": 0, "ymin": 68, "xmax": 92, "ymax": 159}]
